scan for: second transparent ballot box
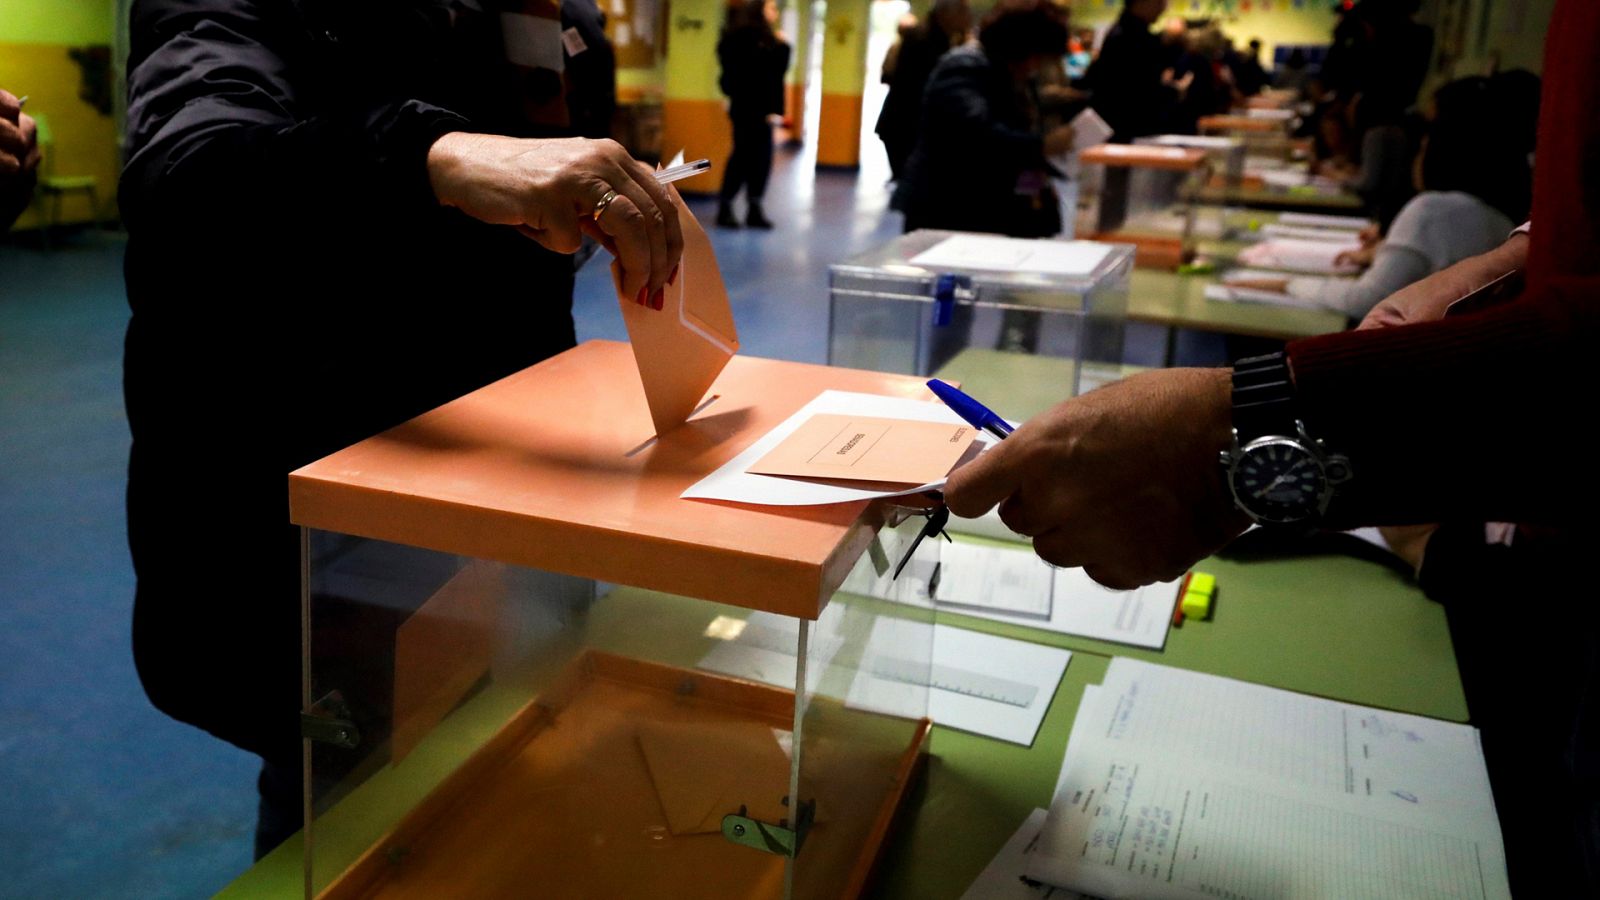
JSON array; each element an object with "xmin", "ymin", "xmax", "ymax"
[
  {"xmin": 828, "ymin": 230, "xmax": 1133, "ymax": 420},
  {"xmin": 1135, "ymin": 134, "xmax": 1246, "ymax": 237},
  {"xmin": 1074, "ymin": 144, "xmax": 1211, "ymax": 270},
  {"xmin": 289, "ymin": 341, "xmax": 939, "ymax": 900}
]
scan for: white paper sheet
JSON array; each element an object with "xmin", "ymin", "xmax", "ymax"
[
  {"xmin": 937, "ymin": 540, "xmax": 1054, "ymax": 619},
  {"xmin": 1027, "ymin": 660, "xmax": 1509, "ymax": 899},
  {"xmin": 1069, "ymin": 107, "xmax": 1115, "ymax": 155},
  {"xmin": 848, "ymin": 534, "xmax": 1181, "ymax": 649},
  {"xmin": 960, "ymin": 809, "xmax": 1086, "ymax": 900},
  {"xmin": 1205, "ymin": 282, "xmax": 1325, "ymax": 308},
  {"xmin": 1237, "ymin": 237, "xmax": 1362, "ymax": 274},
  {"xmin": 1278, "ymin": 212, "xmax": 1370, "ymax": 230},
  {"xmin": 1261, "ymin": 222, "xmax": 1371, "ymax": 242},
  {"xmin": 845, "ymin": 619, "xmax": 1072, "ymax": 746},
  {"xmin": 681, "ymin": 390, "xmax": 998, "ymax": 506},
  {"xmin": 909, "ymin": 235, "xmax": 1114, "ymax": 278}
]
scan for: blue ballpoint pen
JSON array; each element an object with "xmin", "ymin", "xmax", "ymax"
[{"xmin": 926, "ymin": 379, "xmax": 1013, "ymax": 441}]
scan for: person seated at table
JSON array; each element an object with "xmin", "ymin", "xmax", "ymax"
[
  {"xmin": 1236, "ymin": 74, "xmax": 1536, "ymax": 320},
  {"xmin": 894, "ymin": 0, "xmax": 1075, "ymax": 237}
]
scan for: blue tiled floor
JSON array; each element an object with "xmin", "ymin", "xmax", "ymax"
[{"xmin": 0, "ymin": 150, "xmax": 1180, "ymax": 899}]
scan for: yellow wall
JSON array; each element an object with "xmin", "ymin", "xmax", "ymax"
[
  {"xmin": 817, "ymin": 0, "xmax": 870, "ymax": 166},
  {"xmin": 661, "ymin": 0, "xmax": 731, "ymax": 192},
  {"xmin": 0, "ymin": 0, "xmax": 113, "ymax": 44},
  {"xmin": 1, "ymin": 0, "xmax": 119, "ymax": 229}
]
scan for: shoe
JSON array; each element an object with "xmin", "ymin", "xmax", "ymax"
[
  {"xmin": 716, "ymin": 204, "xmax": 741, "ymax": 228},
  {"xmin": 746, "ymin": 203, "xmax": 774, "ymax": 229}
]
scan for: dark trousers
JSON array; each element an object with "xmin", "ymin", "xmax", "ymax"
[
  {"xmin": 720, "ymin": 113, "xmax": 774, "ymax": 206},
  {"xmin": 255, "ymin": 758, "xmax": 300, "ymax": 860}
]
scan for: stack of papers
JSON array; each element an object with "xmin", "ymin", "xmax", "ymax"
[
  {"xmin": 1278, "ymin": 212, "xmax": 1369, "ymax": 230},
  {"xmin": 1260, "ymin": 222, "xmax": 1370, "ymax": 242},
  {"xmin": 1205, "ymin": 268, "xmax": 1331, "ymax": 309},
  {"xmin": 1027, "ymin": 659, "xmax": 1510, "ymax": 899},
  {"xmin": 1237, "ymin": 237, "xmax": 1361, "ymax": 274}
]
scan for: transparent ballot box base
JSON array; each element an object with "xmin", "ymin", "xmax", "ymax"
[{"xmin": 301, "ymin": 523, "xmax": 935, "ymax": 900}]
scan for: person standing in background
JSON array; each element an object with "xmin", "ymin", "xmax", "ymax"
[
  {"xmin": 1230, "ymin": 38, "xmax": 1268, "ymax": 97},
  {"xmin": 875, "ymin": 0, "xmax": 972, "ymax": 184},
  {"xmin": 1, "ymin": 88, "xmax": 39, "ymax": 232},
  {"xmin": 1082, "ymin": 0, "xmax": 1175, "ymax": 143},
  {"xmin": 560, "ymin": 0, "xmax": 617, "ymax": 140},
  {"xmin": 894, "ymin": 0, "xmax": 1075, "ymax": 238},
  {"xmin": 716, "ymin": 0, "xmax": 790, "ymax": 229}
]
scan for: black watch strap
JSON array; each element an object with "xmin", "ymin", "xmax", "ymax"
[{"xmin": 1232, "ymin": 352, "xmax": 1297, "ymax": 439}]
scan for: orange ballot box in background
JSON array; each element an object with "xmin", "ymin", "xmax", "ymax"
[
  {"xmin": 289, "ymin": 340, "xmax": 941, "ymax": 900},
  {"xmin": 1075, "ymin": 144, "xmax": 1211, "ymax": 271}
]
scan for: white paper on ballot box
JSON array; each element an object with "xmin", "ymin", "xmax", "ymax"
[{"xmin": 681, "ymin": 390, "xmax": 999, "ymax": 506}]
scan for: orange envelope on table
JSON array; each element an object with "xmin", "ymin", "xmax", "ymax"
[
  {"xmin": 613, "ymin": 190, "xmax": 740, "ymax": 435},
  {"xmin": 747, "ymin": 414, "xmax": 978, "ymax": 485}
]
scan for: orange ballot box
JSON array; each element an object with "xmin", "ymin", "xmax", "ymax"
[{"xmin": 289, "ymin": 340, "xmax": 941, "ymax": 900}]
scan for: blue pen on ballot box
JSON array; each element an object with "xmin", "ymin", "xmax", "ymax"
[{"xmin": 926, "ymin": 379, "xmax": 1013, "ymax": 441}]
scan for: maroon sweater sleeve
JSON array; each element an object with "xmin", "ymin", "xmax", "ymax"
[
  {"xmin": 1284, "ymin": 0, "xmax": 1600, "ymax": 531},
  {"xmin": 1286, "ymin": 275, "xmax": 1599, "ymax": 529}
]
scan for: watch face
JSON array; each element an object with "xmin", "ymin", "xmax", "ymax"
[{"xmin": 1230, "ymin": 438, "xmax": 1328, "ymax": 524}]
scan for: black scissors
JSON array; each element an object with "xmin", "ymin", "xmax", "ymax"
[{"xmin": 892, "ymin": 491, "xmax": 952, "ymax": 580}]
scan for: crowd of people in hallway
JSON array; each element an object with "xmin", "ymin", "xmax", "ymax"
[{"xmin": 873, "ymin": 0, "xmax": 1538, "ymax": 324}]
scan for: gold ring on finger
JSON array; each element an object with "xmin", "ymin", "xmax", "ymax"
[{"xmin": 592, "ymin": 188, "xmax": 619, "ymax": 221}]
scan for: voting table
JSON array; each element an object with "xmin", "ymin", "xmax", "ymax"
[{"xmin": 222, "ymin": 339, "xmax": 1464, "ymax": 899}]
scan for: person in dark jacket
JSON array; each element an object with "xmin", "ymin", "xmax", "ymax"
[
  {"xmin": 1081, "ymin": 0, "xmax": 1175, "ymax": 143},
  {"xmin": 874, "ymin": 0, "xmax": 972, "ymax": 184},
  {"xmin": 893, "ymin": 0, "xmax": 1076, "ymax": 238},
  {"xmin": 716, "ymin": 0, "xmax": 790, "ymax": 229},
  {"xmin": 561, "ymin": 0, "xmax": 618, "ymax": 140},
  {"xmin": 122, "ymin": 0, "xmax": 682, "ymax": 858}
]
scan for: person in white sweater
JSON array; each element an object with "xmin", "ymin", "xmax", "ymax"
[{"xmin": 1255, "ymin": 74, "xmax": 1537, "ymax": 319}]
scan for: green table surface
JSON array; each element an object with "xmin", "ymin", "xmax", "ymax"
[
  {"xmin": 220, "ymin": 537, "xmax": 1462, "ymax": 899},
  {"xmin": 1198, "ymin": 185, "xmax": 1365, "ymax": 213},
  {"xmin": 1127, "ymin": 268, "xmax": 1348, "ymax": 340}
]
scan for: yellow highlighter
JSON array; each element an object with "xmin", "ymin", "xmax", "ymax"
[{"xmin": 1181, "ymin": 571, "xmax": 1216, "ymax": 620}]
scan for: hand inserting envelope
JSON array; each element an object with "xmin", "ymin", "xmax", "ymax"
[{"xmin": 612, "ymin": 159, "xmax": 740, "ymax": 435}]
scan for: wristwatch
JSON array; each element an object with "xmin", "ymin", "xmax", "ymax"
[{"xmin": 1219, "ymin": 352, "xmax": 1351, "ymax": 526}]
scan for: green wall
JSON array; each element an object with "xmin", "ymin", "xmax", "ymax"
[{"xmin": 0, "ymin": 0, "xmax": 114, "ymax": 44}]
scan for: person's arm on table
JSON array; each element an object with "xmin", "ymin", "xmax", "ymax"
[
  {"xmin": 124, "ymin": 0, "xmax": 680, "ymax": 302},
  {"xmin": 944, "ymin": 273, "xmax": 1597, "ymax": 588},
  {"xmin": 1285, "ymin": 244, "xmax": 1433, "ymax": 318},
  {"xmin": 1358, "ymin": 231, "xmax": 1529, "ymax": 330}
]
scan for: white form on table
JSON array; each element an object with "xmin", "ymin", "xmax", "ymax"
[
  {"xmin": 908, "ymin": 235, "xmax": 1114, "ymax": 277},
  {"xmin": 1027, "ymin": 659, "xmax": 1509, "ymax": 900}
]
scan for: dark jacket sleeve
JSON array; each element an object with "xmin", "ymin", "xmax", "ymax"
[
  {"xmin": 923, "ymin": 54, "xmax": 1045, "ymax": 165},
  {"xmin": 1287, "ymin": 274, "xmax": 1599, "ymax": 529},
  {"xmin": 120, "ymin": 0, "xmax": 468, "ymax": 232}
]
